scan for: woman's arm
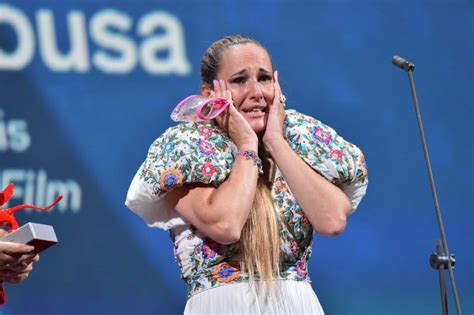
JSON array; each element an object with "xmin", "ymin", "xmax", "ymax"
[
  {"xmin": 163, "ymin": 80, "xmax": 260, "ymax": 245},
  {"xmin": 265, "ymin": 137, "xmax": 351, "ymax": 236},
  {"xmin": 264, "ymin": 71, "xmax": 351, "ymax": 236},
  {"xmin": 162, "ymin": 149, "xmax": 258, "ymax": 244}
]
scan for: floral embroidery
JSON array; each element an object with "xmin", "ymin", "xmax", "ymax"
[
  {"xmin": 275, "ymin": 178, "xmax": 288, "ymax": 192},
  {"xmin": 295, "ymin": 260, "xmax": 308, "ymax": 277},
  {"xmin": 358, "ymin": 152, "xmax": 368, "ymax": 178},
  {"xmin": 201, "ymin": 163, "xmax": 215, "ymax": 178},
  {"xmin": 313, "ymin": 126, "xmax": 332, "ymax": 144},
  {"xmin": 289, "ymin": 240, "xmax": 299, "ymax": 257},
  {"xmin": 300, "ymin": 211, "xmax": 309, "ymax": 224},
  {"xmin": 199, "ymin": 125, "xmax": 213, "ymax": 138},
  {"xmin": 197, "ymin": 138, "xmax": 214, "ymax": 155},
  {"xmin": 164, "ymin": 142, "xmax": 175, "ymax": 153},
  {"xmin": 158, "ymin": 168, "xmax": 182, "ymax": 191},
  {"xmin": 212, "ymin": 263, "xmax": 240, "ymax": 283},
  {"xmin": 304, "ymin": 116, "xmax": 316, "ymax": 124},
  {"xmin": 201, "ymin": 239, "xmax": 218, "ymax": 262},
  {"xmin": 134, "ymin": 110, "xmax": 368, "ymax": 299},
  {"xmin": 330, "ymin": 149, "xmax": 343, "ymax": 162}
]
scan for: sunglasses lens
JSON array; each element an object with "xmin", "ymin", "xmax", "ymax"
[
  {"xmin": 201, "ymin": 100, "xmax": 227, "ymax": 119},
  {"xmin": 200, "ymin": 104, "xmax": 213, "ymax": 117},
  {"xmin": 171, "ymin": 96, "xmax": 229, "ymax": 122}
]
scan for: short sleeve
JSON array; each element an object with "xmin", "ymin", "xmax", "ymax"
[
  {"xmin": 125, "ymin": 122, "xmax": 235, "ymax": 230},
  {"xmin": 284, "ymin": 110, "xmax": 368, "ymax": 213}
]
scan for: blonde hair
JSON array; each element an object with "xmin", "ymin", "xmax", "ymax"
[
  {"xmin": 238, "ymin": 177, "xmax": 281, "ymax": 284},
  {"xmin": 200, "ymin": 34, "xmax": 269, "ymax": 87}
]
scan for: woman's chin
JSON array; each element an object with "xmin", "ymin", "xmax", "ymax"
[
  {"xmin": 250, "ymin": 121, "xmax": 266, "ymax": 134},
  {"xmin": 244, "ymin": 115, "xmax": 267, "ymax": 134}
]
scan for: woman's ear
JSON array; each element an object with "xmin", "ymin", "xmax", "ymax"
[{"xmin": 201, "ymin": 84, "xmax": 212, "ymax": 97}]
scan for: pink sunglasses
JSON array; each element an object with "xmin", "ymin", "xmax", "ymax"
[{"xmin": 171, "ymin": 95, "xmax": 230, "ymax": 122}]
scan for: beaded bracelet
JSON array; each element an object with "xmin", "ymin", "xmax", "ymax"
[{"xmin": 236, "ymin": 149, "xmax": 263, "ymax": 174}]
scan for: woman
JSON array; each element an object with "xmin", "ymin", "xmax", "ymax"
[{"xmin": 126, "ymin": 35, "xmax": 368, "ymax": 314}]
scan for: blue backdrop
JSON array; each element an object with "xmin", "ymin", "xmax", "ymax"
[{"xmin": 0, "ymin": 1, "xmax": 472, "ymax": 314}]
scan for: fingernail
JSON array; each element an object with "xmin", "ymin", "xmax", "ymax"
[{"xmin": 213, "ymin": 80, "xmax": 218, "ymax": 87}]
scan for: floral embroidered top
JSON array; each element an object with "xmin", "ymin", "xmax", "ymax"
[{"xmin": 125, "ymin": 109, "xmax": 368, "ymax": 298}]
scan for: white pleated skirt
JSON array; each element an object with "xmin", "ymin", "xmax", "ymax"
[{"xmin": 184, "ymin": 280, "xmax": 324, "ymax": 315}]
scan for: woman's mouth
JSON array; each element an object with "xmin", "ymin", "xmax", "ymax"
[{"xmin": 241, "ymin": 106, "xmax": 266, "ymax": 117}]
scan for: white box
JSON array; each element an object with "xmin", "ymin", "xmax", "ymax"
[{"xmin": 1, "ymin": 222, "xmax": 58, "ymax": 254}]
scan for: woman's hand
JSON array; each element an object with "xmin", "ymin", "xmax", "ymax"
[
  {"xmin": 263, "ymin": 71, "xmax": 286, "ymax": 146},
  {"xmin": 212, "ymin": 80, "xmax": 258, "ymax": 150},
  {"xmin": 0, "ymin": 230, "xmax": 39, "ymax": 284}
]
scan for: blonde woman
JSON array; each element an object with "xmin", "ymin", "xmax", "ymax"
[{"xmin": 126, "ymin": 35, "xmax": 368, "ymax": 314}]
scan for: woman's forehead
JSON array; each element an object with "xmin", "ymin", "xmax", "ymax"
[{"xmin": 218, "ymin": 44, "xmax": 272, "ymax": 75}]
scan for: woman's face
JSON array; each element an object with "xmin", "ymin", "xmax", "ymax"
[{"xmin": 213, "ymin": 43, "xmax": 275, "ymax": 133}]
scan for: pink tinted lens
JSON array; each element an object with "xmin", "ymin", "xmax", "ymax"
[{"xmin": 196, "ymin": 98, "xmax": 229, "ymax": 120}]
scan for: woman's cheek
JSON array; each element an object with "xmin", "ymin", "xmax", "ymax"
[
  {"xmin": 263, "ymin": 85, "xmax": 275, "ymax": 103},
  {"xmin": 231, "ymin": 94, "xmax": 245, "ymax": 109},
  {"xmin": 228, "ymin": 87, "xmax": 240, "ymax": 102}
]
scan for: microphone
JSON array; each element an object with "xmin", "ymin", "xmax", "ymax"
[
  {"xmin": 391, "ymin": 54, "xmax": 463, "ymax": 315},
  {"xmin": 392, "ymin": 55, "xmax": 415, "ymax": 72}
]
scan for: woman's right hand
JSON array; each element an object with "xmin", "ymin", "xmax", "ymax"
[{"xmin": 211, "ymin": 80, "xmax": 258, "ymax": 150}]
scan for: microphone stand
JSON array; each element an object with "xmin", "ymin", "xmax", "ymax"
[{"xmin": 392, "ymin": 56, "xmax": 462, "ymax": 315}]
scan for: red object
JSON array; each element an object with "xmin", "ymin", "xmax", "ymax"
[
  {"xmin": 0, "ymin": 285, "xmax": 4, "ymax": 305},
  {"xmin": 0, "ymin": 183, "xmax": 62, "ymax": 304}
]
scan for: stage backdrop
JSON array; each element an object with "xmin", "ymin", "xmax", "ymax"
[{"xmin": 0, "ymin": 1, "xmax": 472, "ymax": 314}]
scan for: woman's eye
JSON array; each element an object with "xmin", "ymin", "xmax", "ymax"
[
  {"xmin": 259, "ymin": 75, "xmax": 272, "ymax": 82},
  {"xmin": 231, "ymin": 77, "xmax": 245, "ymax": 84}
]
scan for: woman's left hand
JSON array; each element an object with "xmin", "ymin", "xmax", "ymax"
[{"xmin": 263, "ymin": 70, "xmax": 286, "ymax": 145}]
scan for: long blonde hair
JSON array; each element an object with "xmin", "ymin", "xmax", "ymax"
[{"xmin": 238, "ymin": 173, "xmax": 281, "ymax": 283}]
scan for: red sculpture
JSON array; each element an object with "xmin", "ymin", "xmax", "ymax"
[{"xmin": 0, "ymin": 183, "xmax": 62, "ymax": 232}]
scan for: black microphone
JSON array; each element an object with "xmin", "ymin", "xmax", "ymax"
[{"xmin": 392, "ymin": 55, "xmax": 415, "ymax": 72}]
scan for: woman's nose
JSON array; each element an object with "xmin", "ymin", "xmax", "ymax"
[{"xmin": 247, "ymin": 79, "xmax": 263, "ymax": 99}]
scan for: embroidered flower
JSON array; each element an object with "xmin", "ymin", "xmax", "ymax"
[
  {"xmin": 289, "ymin": 240, "xmax": 299, "ymax": 257},
  {"xmin": 305, "ymin": 116, "xmax": 316, "ymax": 124},
  {"xmin": 212, "ymin": 263, "xmax": 240, "ymax": 283},
  {"xmin": 275, "ymin": 179, "xmax": 288, "ymax": 192},
  {"xmin": 300, "ymin": 211, "xmax": 309, "ymax": 224},
  {"xmin": 158, "ymin": 168, "xmax": 182, "ymax": 191},
  {"xmin": 313, "ymin": 126, "xmax": 332, "ymax": 144},
  {"xmin": 295, "ymin": 260, "xmax": 308, "ymax": 277},
  {"xmin": 164, "ymin": 142, "xmax": 175, "ymax": 153},
  {"xmin": 201, "ymin": 240, "xmax": 218, "ymax": 261},
  {"xmin": 199, "ymin": 125, "xmax": 213, "ymax": 139},
  {"xmin": 198, "ymin": 139, "xmax": 214, "ymax": 155},
  {"xmin": 288, "ymin": 137, "xmax": 299, "ymax": 149},
  {"xmin": 201, "ymin": 163, "xmax": 215, "ymax": 178},
  {"xmin": 330, "ymin": 149, "xmax": 343, "ymax": 162}
]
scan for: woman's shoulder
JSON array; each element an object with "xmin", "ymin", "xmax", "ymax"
[
  {"xmin": 285, "ymin": 109, "xmax": 333, "ymax": 131},
  {"xmin": 142, "ymin": 121, "xmax": 236, "ymax": 196},
  {"xmin": 152, "ymin": 121, "xmax": 232, "ymax": 148},
  {"xmin": 147, "ymin": 122, "xmax": 235, "ymax": 162},
  {"xmin": 125, "ymin": 121, "xmax": 236, "ymax": 230},
  {"xmin": 284, "ymin": 108, "xmax": 368, "ymax": 213}
]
